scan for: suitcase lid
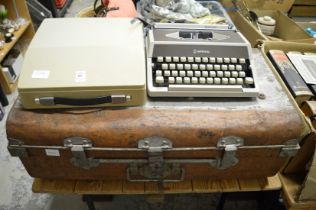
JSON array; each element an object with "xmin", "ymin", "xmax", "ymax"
[{"xmin": 18, "ymin": 18, "xmax": 146, "ymax": 91}]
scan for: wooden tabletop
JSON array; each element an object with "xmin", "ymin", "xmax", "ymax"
[{"xmin": 32, "ymin": 174, "xmax": 281, "ymax": 195}]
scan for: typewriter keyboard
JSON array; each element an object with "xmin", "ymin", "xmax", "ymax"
[{"xmin": 152, "ymin": 56, "xmax": 255, "ymax": 87}]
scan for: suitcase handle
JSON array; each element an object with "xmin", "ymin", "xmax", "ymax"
[
  {"xmin": 127, "ymin": 167, "xmax": 186, "ymax": 182},
  {"xmin": 35, "ymin": 95, "xmax": 131, "ymax": 106}
]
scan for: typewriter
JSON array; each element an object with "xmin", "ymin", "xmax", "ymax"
[{"xmin": 146, "ymin": 2, "xmax": 259, "ymax": 98}]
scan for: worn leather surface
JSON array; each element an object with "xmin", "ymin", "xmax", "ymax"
[{"xmin": 6, "ymin": 106, "xmax": 301, "ymax": 179}]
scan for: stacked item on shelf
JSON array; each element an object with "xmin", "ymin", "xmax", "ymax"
[
  {"xmin": 37, "ymin": 0, "xmax": 73, "ymax": 17},
  {"xmin": 261, "ymin": 40, "xmax": 316, "ymax": 210},
  {"xmin": 227, "ymin": 1, "xmax": 313, "ymax": 47},
  {"xmin": 219, "ymin": 0, "xmax": 316, "ymax": 208},
  {"xmin": 55, "ymin": 0, "xmax": 66, "ymax": 9},
  {"xmin": 26, "ymin": 0, "xmax": 52, "ymax": 29},
  {"xmin": 0, "ymin": 1, "xmax": 35, "ymax": 94}
]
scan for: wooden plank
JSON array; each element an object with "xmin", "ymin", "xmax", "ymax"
[
  {"xmin": 53, "ymin": 179, "xmax": 76, "ymax": 193},
  {"xmin": 74, "ymin": 180, "xmax": 103, "ymax": 194},
  {"xmin": 192, "ymin": 179, "xmax": 222, "ymax": 192},
  {"xmin": 145, "ymin": 182, "xmax": 160, "ymax": 194},
  {"xmin": 238, "ymin": 178, "xmax": 263, "ymax": 191},
  {"xmin": 237, "ymin": 175, "xmax": 281, "ymax": 192},
  {"xmin": 264, "ymin": 174, "xmax": 282, "ymax": 190},
  {"xmin": 163, "ymin": 180, "xmax": 192, "ymax": 194},
  {"xmin": 219, "ymin": 179, "xmax": 240, "ymax": 192},
  {"xmin": 32, "ymin": 178, "xmax": 55, "ymax": 193},
  {"xmin": 192, "ymin": 178, "xmax": 213, "ymax": 193},
  {"xmin": 102, "ymin": 180, "xmax": 123, "ymax": 194},
  {"xmin": 32, "ymin": 178, "xmax": 75, "ymax": 193},
  {"xmin": 33, "ymin": 175, "xmax": 282, "ymax": 195},
  {"xmin": 122, "ymin": 181, "xmax": 145, "ymax": 194},
  {"xmin": 211, "ymin": 180, "xmax": 222, "ymax": 191}
]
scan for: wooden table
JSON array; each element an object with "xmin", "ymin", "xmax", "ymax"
[
  {"xmin": 32, "ymin": 174, "xmax": 281, "ymax": 195},
  {"xmin": 32, "ymin": 174, "xmax": 282, "ymax": 210}
]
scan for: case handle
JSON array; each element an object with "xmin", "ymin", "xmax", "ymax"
[{"xmin": 35, "ymin": 95, "xmax": 131, "ymax": 106}]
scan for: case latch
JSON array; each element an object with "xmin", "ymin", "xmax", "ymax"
[
  {"xmin": 217, "ymin": 136, "xmax": 244, "ymax": 169},
  {"xmin": 128, "ymin": 136, "xmax": 184, "ymax": 182},
  {"xmin": 64, "ymin": 137, "xmax": 100, "ymax": 170},
  {"xmin": 7, "ymin": 138, "xmax": 28, "ymax": 158},
  {"xmin": 280, "ymin": 139, "xmax": 300, "ymax": 157}
]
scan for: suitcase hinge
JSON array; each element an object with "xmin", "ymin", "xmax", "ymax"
[
  {"xmin": 64, "ymin": 137, "xmax": 100, "ymax": 170},
  {"xmin": 217, "ymin": 136, "xmax": 244, "ymax": 170},
  {"xmin": 280, "ymin": 139, "xmax": 300, "ymax": 157},
  {"xmin": 128, "ymin": 136, "xmax": 183, "ymax": 182},
  {"xmin": 7, "ymin": 138, "xmax": 28, "ymax": 158}
]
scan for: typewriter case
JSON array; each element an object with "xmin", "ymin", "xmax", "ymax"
[
  {"xmin": 7, "ymin": 49, "xmax": 310, "ymax": 182},
  {"xmin": 18, "ymin": 18, "xmax": 146, "ymax": 109}
]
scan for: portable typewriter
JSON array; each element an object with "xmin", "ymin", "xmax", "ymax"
[{"xmin": 146, "ymin": 1, "xmax": 259, "ymax": 98}]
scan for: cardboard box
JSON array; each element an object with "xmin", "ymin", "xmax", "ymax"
[
  {"xmin": 229, "ymin": 10, "xmax": 312, "ymax": 47},
  {"xmin": 220, "ymin": 0, "xmax": 295, "ymax": 12},
  {"xmin": 260, "ymin": 42, "xmax": 316, "ymax": 201},
  {"xmin": 299, "ymin": 149, "xmax": 316, "ymax": 201},
  {"xmin": 289, "ymin": 5, "xmax": 316, "ymax": 17},
  {"xmin": 294, "ymin": 0, "xmax": 316, "ymax": 5}
]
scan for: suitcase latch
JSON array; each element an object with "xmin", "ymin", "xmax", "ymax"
[
  {"xmin": 7, "ymin": 138, "xmax": 28, "ymax": 158},
  {"xmin": 217, "ymin": 136, "xmax": 244, "ymax": 170},
  {"xmin": 280, "ymin": 139, "xmax": 300, "ymax": 157},
  {"xmin": 64, "ymin": 137, "xmax": 100, "ymax": 170},
  {"xmin": 128, "ymin": 136, "xmax": 184, "ymax": 182}
]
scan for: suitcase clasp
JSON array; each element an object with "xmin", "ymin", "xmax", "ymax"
[
  {"xmin": 7, "ymin": 138, "xmax": 28, "ymax": 158},
  {"xmin": 64, "ymin": 137, "xmax": 100, "ymax": 170},
  {"xmin": 217, "ymin": 136, "xmax": 244, "ymax": 170},
  {"xmin": 127, "ymin": 136, "xmax": 184, "ymax": 182}
]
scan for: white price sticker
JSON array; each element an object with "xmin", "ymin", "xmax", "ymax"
[
  {"xmin": 75, "ymin": 71, "xmax": 86, "ymax": 82},
  {"xmin": 45, "ymin": 149, "xmax": 60, "ymax": 157},
  {"xmin": 32, "ymin": 70, "xmax": 50, "ymax": 79}
]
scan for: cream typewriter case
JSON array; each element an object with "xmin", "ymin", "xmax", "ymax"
[{"xmin": 18, "ymin": 18, "xmax": 146, "ymax": 109}]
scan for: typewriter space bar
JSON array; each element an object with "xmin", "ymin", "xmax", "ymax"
[{"xmin": 169, "ymin": 85, "xmax": 244, "ymax": 92}]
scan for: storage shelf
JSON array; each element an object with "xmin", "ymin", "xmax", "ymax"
[
  {"xmin": 32, "ymin": 174, "xmax": 281, "ymax": 195},
  {"xmin": 0, "ymin": 20, "xmax": 31, "ymax": 63},
  {"xmin": 0, "ymin": 0, "xmax": 35, "ymax": 94}
]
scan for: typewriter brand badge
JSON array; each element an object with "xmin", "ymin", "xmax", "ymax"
[{"xmin": 193, "ymin": 49, "xmax": 210, "ymax": 54}]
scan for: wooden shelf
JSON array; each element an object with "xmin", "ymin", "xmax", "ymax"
[
  {"xmin": 0, "ymin": 0, "xmax": 35, "ymax": 94},
  {"xmin": 32, "ymin": 174, "xmax": 281, "ymax": 195},
  {"xmin": 280, "ymin": 173, "xmax": 316, "ymax": 210},
  {"xmin": 0, "ymin": 20, "xmax": 31, "ymax": 63}
]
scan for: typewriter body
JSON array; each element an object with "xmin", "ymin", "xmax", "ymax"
[{"xmin": 146, "ymin": 2, "xmax": 259, "ymax": 98}]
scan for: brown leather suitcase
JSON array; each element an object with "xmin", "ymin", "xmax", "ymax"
[{"xmin": 6, "ymin": 50, "xmax": 310, "ymax": 182}]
